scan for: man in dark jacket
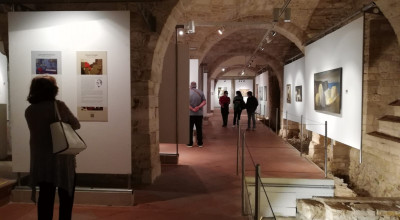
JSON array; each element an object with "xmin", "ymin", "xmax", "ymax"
[{"xmin": 245, "ymin": 91, "xmax": 258, "ymax": 130}]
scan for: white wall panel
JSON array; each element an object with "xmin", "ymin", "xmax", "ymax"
[
  {"xmin": 283, "ymin": 57, "xmax": 305, "ymax": 123},
  {"xmin": 9, "ymin": 11, "xmax": 131, "ymax": 173},
  {"xmin": 304, "ymin": 17, "xmax": 363, "ymax": 149}
]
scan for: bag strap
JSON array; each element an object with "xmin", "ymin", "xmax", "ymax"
[
  {"xmin": 54, "ymin": 101, "xmax": 61, "ymax": 122},
  {"xmin": 191, "ymin": 88, "xmax": 203, "ymax": 100}
]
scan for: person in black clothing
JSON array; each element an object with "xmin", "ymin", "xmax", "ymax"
[
  {"xmin": 245, "ymin": 91, "xmax": 258, "ymax": 130},
  {"xmin": 232, "ymin": 91, "xmax": 245, "ymax": 127}
]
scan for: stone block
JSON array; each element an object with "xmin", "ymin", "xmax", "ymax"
[{"xmin": 297, "ymin": 199, "xmax": 326, "ymax": 220}]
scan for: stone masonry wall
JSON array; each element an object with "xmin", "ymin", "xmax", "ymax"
[
  {"xmin": 307, "ymin": 13, "xmax": 400, "ymax": 197},
  {"xmin": 348, "ymin": 13, "xmax": 400, "ymax": 197}
]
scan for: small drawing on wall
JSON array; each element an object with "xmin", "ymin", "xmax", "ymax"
[
  {"xmin": 286, "ymin": 84, "xmax": 291, "ymax": 103},
  {"xmin": 314, "ymin": 67, "xmax": 342, "ymax": 115},
  {"xmin": 218, "ymin": 87, "xmax": 227, "ymax": 97},
  {"xmin": 295, "ymin": 85, "xmax": 302, "ymax": 102},
  {"xmin": 263, "ymin": 86, "xmax": 267, "ymax": 101}
]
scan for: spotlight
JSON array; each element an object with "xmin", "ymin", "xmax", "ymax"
[
  {"xmin": 217, "ymin": 26, "xmax": 224, "ymax": 35},
  {"xmin": 271, "ymin": 31, "xmax": 276, "ymax": 36},
  {"xmin": 186, "ymin": 20, "xmax": 195, "ymax": 34},
  {"xmin": 260, "ymin": 47, "xmax": 265, "ymax": 51},
  {"xmin": 222, "ymin": 68, "xmax": 225, "ymax": 72},
  {"xmin": 241, "ymin": 70, "xmax": 245, "ymax": 76},
  {"xmin": 178, "ymin": 30, "xmax": 184, "ymax": 36}
]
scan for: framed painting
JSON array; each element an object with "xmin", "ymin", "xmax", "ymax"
[
  {"xmin": 295, "ymin": 85, "xmax": 302, "ymax": 102},
  {"xmin": 286, "ymin": 84, "xmax": 291, "ymax": 103},
  {"xmin": 314, "ymin": 67, "xmax": 342, "ymax": 114},
  {"xmin": 263, "ymin": 86, "xmax": 267, "ymax": 101},
  {"xmin": 258, "ymin": 86, "xmax": 263, "ymax": 101}
]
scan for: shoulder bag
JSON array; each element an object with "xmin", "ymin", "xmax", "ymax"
[{"xmin": 51, "ymin": 101, "xmax": 87, "ymax": 155}]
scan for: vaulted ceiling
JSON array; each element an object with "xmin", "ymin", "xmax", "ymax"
[{"xmin": 0, "ymin": 0, "xmax": 377, "ymax": 81}]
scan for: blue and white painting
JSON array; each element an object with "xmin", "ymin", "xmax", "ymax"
[{"xmin": 314, "ymin": 68, "xmax": 342, "ymax": 115}]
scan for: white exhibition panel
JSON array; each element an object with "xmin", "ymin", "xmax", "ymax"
[
  {"xmin": 304, "ymin": 17, "xmax": 363, "ymax": 149},
  {"xmin": 203, "ymin": 73, "xmax": 208, "ymax": 116},
  {"xmin": 189, "ymin": 59, "xmax": 199, "ymax": 85},
  {"xmin": 234, "ymin": 79, "xmax": 253, "ymax": 103},
  {"xmin": 0, "ymin": 53, "xmax": 7, "ymax": 106},
  {"xmin": 9, "ymin": 11, "xmax": 131, "ymax": 173},
  {"xmin": 255, "ymin": 72, "xmax": 269, "ymax": 117},
  {"xmin": 214, "ymin": 79, "xmax": 232, "ymax": 108},
  {"xmin": 283, "ymin": 57, "xmax": 305, "ymax": 123},
  {"xmin": 210, "ymin": 80, "xmax": 215, "ymax": 110}
]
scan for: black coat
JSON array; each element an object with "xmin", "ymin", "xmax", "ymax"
[{"xmin": 245, "ymin": 96, "xmax": 258, "ymax": 113}]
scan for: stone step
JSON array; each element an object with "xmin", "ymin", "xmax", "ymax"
[
  {"xmin": 367, "ymin": 131, "xmax": 400, "ymax": 143},
  {"xmin": 0, "ymin": 178, "xmax": 17, "ymax": 207},
  {"xmin": 389, "ymin": 99, "xmax": 400, "ymax": 106},
  {"xmin": 377, "ymin": 115, "xmax": 400, "ymax": 138}
]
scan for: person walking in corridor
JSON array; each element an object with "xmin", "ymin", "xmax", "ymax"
[
  {"xmin": 219, "ymin": 90, "xmax": 230, "ymax": 127},
  {"xmin": 245, "ymin": 91, "xmax": 258, "ymax": 131},
  {"xmin": 189, "ymin": 82, "xmax": 206, "ymax": 148},
  {"xmin": 232, "ymin": 91, "xmax": 245, "ymax": 127}
]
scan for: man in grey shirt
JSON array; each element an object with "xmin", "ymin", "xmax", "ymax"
[{"xmin": 189, "ymin": 82, "xmax": 206, "ymax": 147}]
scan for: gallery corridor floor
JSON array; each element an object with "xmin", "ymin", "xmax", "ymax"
[{"xmin": 0, "ymin": 110, "xmax": 325, "ymax": 219}]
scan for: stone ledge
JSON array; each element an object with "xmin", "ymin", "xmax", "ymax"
[
  {"xmin": 368, "ymin": 131, "xmax": 400, "ymax": 143},
  {"xmin": 379, "ymin": 115, "xmax": 400, "ymax": 123}
]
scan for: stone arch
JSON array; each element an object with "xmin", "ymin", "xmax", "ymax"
[{"xmin": 375, "ymin": 0, "xmax": 400, "ymax": 46}]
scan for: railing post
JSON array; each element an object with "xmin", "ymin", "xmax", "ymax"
[
  {"xmin": 324, "ymin": 121, "xmax": 328, "ymax": 178},
  {"xmin": 275, "ymin": 108, "xmax": 278, "ymax": 134},
  {"xmin": 241, "ymin": 131, "xmax": 246, "ymax": 215},
  {"xmin": 300, "ymin": 115, "xmax": 303, "ymax": 156},
  {"xmin": 286, "ymin": 111, "xmax": 288, "ymax": 141},
  {"xmin": 236, "ymin": 124, "xmax": 240, "ymax": 176},
  {"xmin": 255, "ymin": 164, "xmax": 261, "ymax": 220}
]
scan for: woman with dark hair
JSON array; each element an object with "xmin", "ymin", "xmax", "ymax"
[
  {"xmin": 232, "ymin": 91, "xmax": 245, "ymax": 127},
  {"xmin": 25, "ymin": 75, "xmax": 80, "ymax": 220}
]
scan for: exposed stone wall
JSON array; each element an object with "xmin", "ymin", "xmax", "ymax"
[
  {"xmin": 349, "ymin": 13, "xmax": 400, "ymax": 197},
  {"xmin": 305, "ymin": 13, "xmax": 400, "ymax": 197},
  {"xmin": 130, "ymin": 1, "xmax": 178, "ymax": 184},
  {"xmin": 297, "ymin": 197, "xmax": 400, "ymax": 220}
]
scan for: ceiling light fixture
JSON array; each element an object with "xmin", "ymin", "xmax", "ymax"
[
  {"xmin": 222, "ymin": 68, "xmax": 225, "ymax": 72},
  {"xmin": 178, "ymin": 30, "xmax": 184, "ymax": 36},
  {"xmin": 271, "ymin": 31, "xmax": 277, "ymax": 36},
  {"xmin": 241, "ymin": 70, "xmax": 245, "ymax": 76}
]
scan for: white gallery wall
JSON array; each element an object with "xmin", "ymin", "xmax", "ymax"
[
  {"xmin": 190, "ymin": 59, "xmax": 199, "ymax": 85},
  {"xmin": 214, "ymin": 80, "xmax": 232, "ymax": 108},
  {"xmin": 0, "ymin": 53, "xmax": 7, "ymax": 106},
  {"xmin": 234, "ymin": 79, "xmax": 253, "ymax": 103},
  {"xmin": 255, "ymin": 72, "xmax": 269, "ymax": 117},
  {"xmin": 9, "ymin": 11, "xmax": 131, "ymax": 173},
  {"xmin": 304, "ymin": 16, "xmax": 363, "ymax": 149},
  {"xmin": 283, "ymin": 57, "xmax": 305, "ymax": 123}
]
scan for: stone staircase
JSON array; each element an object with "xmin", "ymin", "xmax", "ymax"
[
  {"xmin": 0, "ymin": 178, "xmax": 16, "ymax": 207},
  {"xmin": 368, "ymin": 99, "xmax": 400, "ymax": 144}
]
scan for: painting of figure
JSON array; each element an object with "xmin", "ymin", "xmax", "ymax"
[
  {"xmin": 295, "ymin": 85, "xmax": 302, "ymax": 102},
  {"xmin": 314, "ymin": 68, "xmax": 342, "ymax": 114},
  {"xmin": 286, "ymin": 84, "xmax": 291, "ymax": 103}
]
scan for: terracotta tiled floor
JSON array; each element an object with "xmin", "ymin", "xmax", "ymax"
[{"xmin": 0, "ymin": 110, "xmax": 324, "ymax": 219}]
